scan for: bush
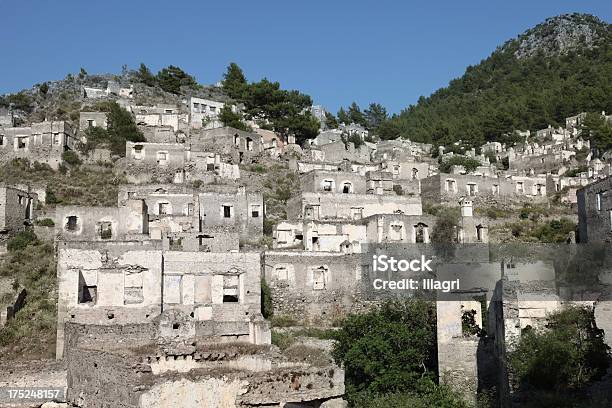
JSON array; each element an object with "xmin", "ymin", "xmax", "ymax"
[
  {"xmin": 35, "ymin": 218, "xmax": 55, "ymax": 227},
  {"xmin": 332, "ymin": 299, "xmax": 437, "ymax": 396},
  {"xmin": 509, "ymin": 306, "xmax": 610, "ymax": 392},
  {"xmin": 7, "ymin": 230, "xmax": 39, "ymax": 252},
  {"xmin": 349, "ymin": 387, "xmax": 469, "ymax": 408},
  {"xmin": 271, "ymin": 331, "xmax": 295, "ymax": 350},
  {"xmin": 156, "ymin": 65, "xmax": 198, "ymax": 94},
  {"xmin": 61, "ymin": 151, "xmax": 81, "ymax": 166},
  {"xmin": 80, "ymin": 102, "xmax": 144, "ymax": 155},
  {"xmin": 431, "ymin": 207, "xmax": 460, "ymax": 243},
  {"xmin": 0, "ymin": 243, "xmax": 57, "ymax": 358},
  {"xmin": 219, "ymin": 105, "xmax": 249, "ymax": 131},
  {"xmin": 261, "ymin": 279, "xmax": 273, "ymax": 318},
  {"xmin": 270, "ymin": 315, "xmax": 298, "ymax": 327},
  {"xmin": 439, "ymin": 156, "xmax": 481, "ymax": 173}
]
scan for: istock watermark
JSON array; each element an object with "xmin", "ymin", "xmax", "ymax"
[
  {"xmin": 370, "ymin": 254, "xmax": 459, "ymax": 293},
  {"xmin": 372, "ymin": 254, "xmax": 433, "ymax": 272}
]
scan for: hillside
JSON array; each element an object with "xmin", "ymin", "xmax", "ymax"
[{"xmin": 378, "ymin": 13, "xmax": 612, "ymax": 148}]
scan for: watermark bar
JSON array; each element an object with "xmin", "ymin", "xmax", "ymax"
[{"xmin": 0, "ymin": 387, "xmax": 65, "ymax": 403}]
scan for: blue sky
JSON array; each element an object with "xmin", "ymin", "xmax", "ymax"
[{"xmin": 0, "ymin": 1, "xmax": 610, "ymax": 114}]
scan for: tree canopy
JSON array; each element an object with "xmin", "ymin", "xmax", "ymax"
[
  {"xmin": 222, "ymin": 62, "xmax": 248, "ymax": 100},
  {"xmin": 509, "ymin": 306, "xmax": 609, "ymax": 395},
  {"xmin": 220, "ymin": 63, "xmax": 319, "ymax": 144},
  {"xmin": 156, "ymin": 65, "xmax": 198, "ymax": 94},
  {"xmin": 80, "ymin": 101, "xmax": 144, "ymax": 155}
]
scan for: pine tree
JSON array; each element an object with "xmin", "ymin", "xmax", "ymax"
[{"xmin": 222, "ymin": 63, "xmax": 248, "ymax": 100}]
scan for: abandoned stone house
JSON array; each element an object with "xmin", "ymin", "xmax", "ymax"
[
  {"xmin": 274, "ymin": 213, "xmax": 439, "ymax": 252},
  {"xmin": 0, "ymin": 107, "xmax": 13, "ymax": 127},
  {"xmin": 289, "ymin": 159, "xmax": 380, "ymax": 177},
  {"xmin": 577, "ymin": 175, "xmax": 612, "ymax": 243},
  {"xmin": 124, "ymin": 141, "xmax": 240, "ymax": 184},
  {"xmin": 566, "ymin": 112, "xmax": 588, "ymax": 130},
  {"xmin": 319, "ymin": 140, "xmax": 372, "ymax": 164},
  {"xmin": 79, "ymin": 111, "xmax": 108, "ymax": 131},
  {"xmin": 133, "ymin": 104, "xmax": 188, "ymax": 132},
  {"xmin": 276, "ymin": 198, "xmax": 486, "ymax": 252},
  {"xmin": 55, "ymin": 242, "xmax": 269, "ymax": 358},
  {"xmin": 264, "ymin": 251, "xmax": 367, "ymax": 323},
  {"xmin": 310, "ymin": 130, "xmax": 343, "ymax": 147},
  {"xmin": 380, "ymin": 159, "xmax": 430, "ymax": 181},
  {"xmin": 188, "ymin": 96, "xmax": 225, "ymax": 129},
  {"xmin": 192, "ymin": 126, "xmax": 264, "ymax": 165},
  {"xmin": 372, "ymin": 139, "xmax": 433, "ymax": 161},
  {"xmin": 60, "ymin": 309, "xmax": 344, "ymax": 407},
  {"xmin": 54, "ymin": 200, "xmax": 149, "ymax": 243},
  {"xmin": 508, "ymin": 150, "xmax": 577, "ymax": 174},
  {"xmin": 0, "ymin": 184, "xmax": 38, "ymax": 246},
  {"xmin": 300, "ymin": 170, "xmax": 368, "ymax": 194},
  {"xmin": 198, "ymin": 186, "xmax": 264, "ymax": 239},
  {"xmin": 434, "ymin": 244, "xmax": 612, "ymax": 406},
  {"xmin": 0, "ymin": 121, "xmax": 79, "ymax": 169},
  {"xmin": 421, "ymin": 173, "xmax": 548, "ymax": 206},
  {"xmin": 139, "ymin": 124, "xmax": 183, "ymax": 143},
  {"xmin": 82, "ymin": 82, "xmax": 133, "ymax": 99},
  {"xmin": 287, "ymin": 168, "xmax": 423, "ymax": 221},
  {"xmin": 116, "ymin": 184, "xmax": 263, "ymax": 240},
  {"xmin": 339, "ymin": 123, "xmax": 368, "ymax": 139},
  {"xmin": 256, "ymin": 127, "xmax": 289, "ymax": 157},
  {"xmin": 546, "ymin": 174, "xmax": 591, "ymax": 204},
  {"xmin": 124, "ymin": 141, "xmax": 187, "ymax": 184}
]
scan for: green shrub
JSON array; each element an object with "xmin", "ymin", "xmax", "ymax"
[
  {"xmin": 261, "ymin": 279, "xmax": 273, "ymax": 319},
  {"xmin": 332, "ymin": 299, "xmax": 437, "ymax": 396},
  {"xmin": 0, "ymin": 243, "xmax": 57, "ymax": 358},
  {"xmin": 270, "ymin": 315, "xmax": 298, "ymax": 327},
  {"xmin": 35, "ymin": 218, "xmax": 55, "ymax": 227},
  {"xmin": 348, "ymin": 387, "xmax": 469, "ymax": 408},
  {"xmin": 7, "ymin": 230, "xmax": 39, "ymax": 252},
  {"xmin": 62, "ymin": 151, "xmax": 81, "ymax": 166},
  {"xmin": 509, "ymin": 306, "xmax": 609, "ymax": 392},
  {"xmin": 431, "ymin": 207, "xmax": 460, "ymax": 243},
  {"xmin": 271, "ymin": 331, "xmax": 295, "ymax": 351},
  {"xmin": 292, "ymin": 327, "xmax": 337, "ymax": 340},
  {"xmin": 439, "ymin": 156, "xmax": 481, "ymax": 173},
  {"xmin": 156, "ymin": 65, "xmax": 198, "ymax": 94}
]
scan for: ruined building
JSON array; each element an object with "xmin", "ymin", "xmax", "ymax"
[
  {"xmin": 577, "ymin": 175, "xmax": 612, "ymax": 243},
  {"xmin": 0, "ymin": 184, "xmax": 37, "ymax": 249},
  {"xmin": 0, "ymin": 121, "xmax": 79, "ymax": 169}
]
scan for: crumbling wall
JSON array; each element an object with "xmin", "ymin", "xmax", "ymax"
[
  {"xmin": 264, "ymin": 252, "xmax": 369, "ymax": 324},
  {"xmin": 287, "ymin": 192, "xmax": 423, "ymax": 220}
]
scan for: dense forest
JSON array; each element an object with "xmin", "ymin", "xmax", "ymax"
[{"xmin": 375, "ymin": 14, "xmax": 612, "ymax": 149}]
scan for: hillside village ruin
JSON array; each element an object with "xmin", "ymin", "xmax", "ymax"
[{"xmin": 1, "ymin": 77, "xmax": 612, "ymax": 408}]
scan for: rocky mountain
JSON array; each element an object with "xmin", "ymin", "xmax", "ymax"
[{"xmin": 509, "ymin": 13, "xmax": 609, "ymax": 59}]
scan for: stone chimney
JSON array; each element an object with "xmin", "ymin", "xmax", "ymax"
[{"xmin": 460, "ymin": 197, "xmax": 473, "ymax": 217}]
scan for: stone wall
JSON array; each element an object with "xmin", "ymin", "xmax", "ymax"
[
  {"xmin": 199, "ymin": 188, "xmax": 264, "ymax": 239},
  {"xmin": 577, "ymin": 176, "xmax": 612, "ymax": 243},
  {"xmin": 0, "ymin": 185, "xmax": 37, "ymax": 233},
  {"xmin": 264, "ymin": 251, "xmax": 370, "ymax": 324},
  {"xmin": 79, "ymin": 112, "xmax": 108, "ymax": 130},
  {"xmin": 54, "ymin": 200, "xmax": 148, "ymax": 241},
  {"xmin": 124, "ymin": 141, "xmax": 186, "ymax": 184},
  {"xmin": 300, "ymin": 170, "xmax": 367, "ymax": 194},
  {"xmin": 421, "ymin": 173, "xmax": 548, "ymax": 206},
  {"xmin": 0, "ymin": 121, "xmax": 78, "ymax": 170},
  {"xmin": 287, "ymin": 192, "xmax": 423, "ymax": 220}
]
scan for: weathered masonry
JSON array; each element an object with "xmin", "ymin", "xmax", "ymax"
[
  {"xmin": 577, "ymin": 175, "xmax": 612, "ymax": 243},
  {"xmin": 0, "ymin": 121, "xmax": 79, "ymax": 169},
  {"xmin": 0, "ymin": 184, "xmax": 38, "ymax": 247},
  {"xmin": 56, "ymin": 242, "xmax": 269, "ymax": 358}
]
